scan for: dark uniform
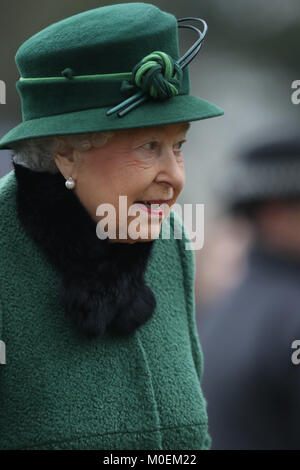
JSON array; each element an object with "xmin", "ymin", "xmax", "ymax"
[{"xmin": 197, "ymin": 137, "xmax": 300, "ymax": 450}]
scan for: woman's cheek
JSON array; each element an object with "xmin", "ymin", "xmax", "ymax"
[{"xmin": 128, "ymin": 150, "xmax": 157, "ymax": 169}]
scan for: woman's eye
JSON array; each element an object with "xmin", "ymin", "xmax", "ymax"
[
  {"xmin": 142, "ymin": 141, "xmax": 157, "ymax": 151},
  {"xmin": 141, "ymin": 140, "xmax": 186, "ymax": 152},
  {"xmin": 174, "ymin": 140, "xmax": 186, "ymax": 152}
]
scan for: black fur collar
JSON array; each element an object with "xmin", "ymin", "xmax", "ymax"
[{"xmin": 13, "ymin": 161, "xmax": 156, "ymax": 339}]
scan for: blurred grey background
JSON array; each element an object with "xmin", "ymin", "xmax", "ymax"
[{"xmin": 0, "ymin": 0, "xmax": 299, "ymax": 305}]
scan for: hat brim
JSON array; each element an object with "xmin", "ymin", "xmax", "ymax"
[{"xmin": 0, "ymin": 95, "xmax": 223, "ymax": 149}]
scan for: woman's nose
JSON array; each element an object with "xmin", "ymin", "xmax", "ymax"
[{"xmin": 155, "ymin": 147, "xmax": 185, "ymax": 189}]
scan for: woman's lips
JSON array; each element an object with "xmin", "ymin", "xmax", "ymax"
[
  {"xmin": 134, "ymin": 201, "xmax": 170, "ymax": 217},
  {"xmin": 146, "ymin": 200, "xmax": 169, "ymax": 204}
]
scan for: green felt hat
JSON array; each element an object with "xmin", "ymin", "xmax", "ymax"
[{"xmin": 0, "ymin": 2, "xmax": 224, "ymax": 150}]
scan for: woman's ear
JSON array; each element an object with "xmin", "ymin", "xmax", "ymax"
[{"xmin": 55, "ymin": 150, "xmax": 79, "ymax": 180}]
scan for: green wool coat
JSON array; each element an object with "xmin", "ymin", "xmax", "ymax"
[{"xmin": 0, "ymin": 169, "xmax": 211, "ymax": 450}]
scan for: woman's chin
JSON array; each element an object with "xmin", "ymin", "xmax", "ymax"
[
  {"xmin": 108, "ymin": 238, "xmax": 155, "ymax": 244},
  {"xmin": 107, "ymin": 222, "xmax": 162, "ymax": 244}
]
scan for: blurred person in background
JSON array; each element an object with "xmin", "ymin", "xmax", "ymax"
[
  {"xmin": 194, "ymin": 215, "xmax": 253, "ymax": 310},
  {"xmin": 197, "ymin": 136, "xmax": 300, "ymax": 450}
]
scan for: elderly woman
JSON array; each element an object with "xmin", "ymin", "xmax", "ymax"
[{"xmin": 0, "ymin": 3, "xmax": 223, "ymax": 450}]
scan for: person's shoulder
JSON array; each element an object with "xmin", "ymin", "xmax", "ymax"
[
  {"xmin": 157, "ymin": 209, "xmax": 195, "ymax": 277},
  {"xmin": 0, "ymin": 170, "xmax": 19, "ymax": 245},
  {"xmin": 0, "ymin": 169, "xmax": 17, "ymax": 210}
]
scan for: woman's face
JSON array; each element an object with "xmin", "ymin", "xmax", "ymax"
[{"xmin": 55, "ymin": 122, "xmax": 189, "ymax": 243}]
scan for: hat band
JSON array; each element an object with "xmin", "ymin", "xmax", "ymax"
[
  {"xmin": 228, "ymin": 161, "xmax": 300, "ymax": 203},
  {"xmin": 16, "ymin": 69, "xmax": 190, "ymax": 121},
  {"xmin": 18, "ymin": 71, "xmax": 133, "ymax": 83}
]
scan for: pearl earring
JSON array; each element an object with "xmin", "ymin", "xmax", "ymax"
[{"xmin": 65, "ymin": 176, "xmax": 75, "ymax": 189}]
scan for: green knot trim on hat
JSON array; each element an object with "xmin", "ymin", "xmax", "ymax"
[
  {"xmin": 107, "ymin": 16, "xmax": 208, "ymax": 118},
  {"xmin": 132, "ymin": 51, "xmax": 183, "ymax": 100}
]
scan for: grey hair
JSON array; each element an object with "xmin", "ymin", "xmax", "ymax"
[{"xmin": 10, "ymin": 131, "xmax": 115, "ymax": 174}]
